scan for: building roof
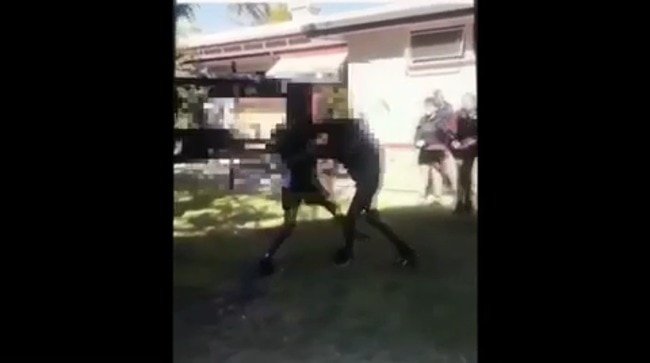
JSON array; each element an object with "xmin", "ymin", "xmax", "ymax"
[
  {"xmin": 180, "ymin": 1, "xmax": 474, "ymax": 50},
  {"xmin": 304, "ymin": 0, "xmax": 474, "ymax": 36},
  {"xmin": 180, "ymin": 20, "xmax": 307, "ymax": 49}
]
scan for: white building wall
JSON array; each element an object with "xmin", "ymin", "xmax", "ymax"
[
  {"xmin": 346, "ymin": 15, "xmax": 475, "ymax": 144},
  {"xmin": 343, "ymin": 15, "xmax": 476, "ymax": 194}
]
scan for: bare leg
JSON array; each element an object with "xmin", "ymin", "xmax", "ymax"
[
  {"xmin": 311, "ymin": 197, "xmax": 370, "ymax": 240},
  {"xmin": 364, "ymin": 209, "xmax": 415, "ymax": 264},
  {"xmin": 259, "ymin": 208, "xmax": 298, "ymax": 276},
  {"xmin": 443, "ymin": 151, "xmax": 458, "ymax": 193},
  {"xmin": 334, "ymin": 184, "xmax": 415, "ymax": 267},
  {"xmin": 333, "ymin": 191, "xmax": 366, "ymax": 265},
  {"xmin": 432, "ymin": 162, "xmax": 454, "ymax": 197},
  {"xmin": 430, "ymin": 162, "xmax": 444, "ymax": 202},
  {"xmin": 419, "ymin": 164, "xmax": 433, "ymax": 201},
  {"xmin": 264, "ymin": 209, "xmax": 298, "ymax": 258}
]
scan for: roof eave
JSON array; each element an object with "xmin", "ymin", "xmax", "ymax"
[{"xmin": 303, "ymin": 7, "xmax": 474, "ymax": 37}]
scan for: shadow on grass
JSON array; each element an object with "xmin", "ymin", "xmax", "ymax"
[{"xmin": 174, "ymin": 197, "xmax": 477, "ymax": 363}]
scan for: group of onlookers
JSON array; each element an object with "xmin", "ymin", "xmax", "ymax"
[
  {"xmin": 310, "ymin": 88, "xmax": 477, "ymax": 213},
  {"xmin": 414, "ymin": 90, "xmax": 477, "ymax": 213}
]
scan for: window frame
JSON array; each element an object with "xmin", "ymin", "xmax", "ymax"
[{"xmin": 407, "ymin": 26, "xmax": 467, "ymax": 65}]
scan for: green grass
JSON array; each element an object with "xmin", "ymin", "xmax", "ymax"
[{"xmin": 174, "ymin": 187, "xmax": 477, "ymax": 363}]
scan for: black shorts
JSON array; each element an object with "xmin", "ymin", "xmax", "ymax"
[
  {"xmin": 281, "ymin": 183, "xmax": 330, "ymax": 211},
  {"xmin": 418, "ymin": 149, "xmax": 447, "ymax": 165}
]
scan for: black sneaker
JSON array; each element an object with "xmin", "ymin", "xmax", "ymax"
[
  {"xmin": 394, "ymin": 248, "xmax": 418, "ymax": 269},
  {"xmin": 454, "ymin": 201, "xmax": 474, "ymax": 215},
  {"xmin": 259, "ymin": 256, "xmax": 276, "ymax": 276},
  {"xmin": 333, "ymin": 248, "xmax": 354, "ymax": 267}
]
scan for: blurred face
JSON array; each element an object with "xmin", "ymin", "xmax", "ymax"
[
  {"xmin": 461, "ymin": 94, "xmax": 476, "ymax": 110},
  {"xmin": 424, "ymin": 102, "xmax": 435, "ymax": 115},
  {"xmin": 432, "ymin": 91, "xmax": 444, "ymax": 107}
]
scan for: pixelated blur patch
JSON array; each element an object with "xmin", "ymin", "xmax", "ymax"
[{"xmin": 316, "ymin": 133, "xmax": 328, "ymax": 145}]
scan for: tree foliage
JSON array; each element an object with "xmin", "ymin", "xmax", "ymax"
[
  {"xmin": 174, "ymin": 2, "xmax": 298, "ymax": 128},
  {"xmin": 228, "ymin": 3, "xmax": 292, "ymax": 25},
  {"xmin": 175, "ymin": 4, "xmax": 196, "ymax": 21},
  {"xmin": 267, "ymin": 4, "xmax": 293, "ymax": 24},
  {"xmin": 175, "ymin": 3, "xmax": 205, "ymax": 128}
]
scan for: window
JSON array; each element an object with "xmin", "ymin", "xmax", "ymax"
[
  {"xmin": 243, "ymin": 42, "xmax": 264, "ymax": 51},
  {"xmin": 223, "ymin": 45, "xmax": 243, "ymax": 53},
  {"xmin": 204, "ymin": 47, "xmax": 222, "ymax": 55},
  {"xmin": 288, "ymin": 37, "xmax": 310, "ymax": 45},
  {"xmin": 409, "ymin": 27, "xmax": 465, "ymax": 63},
  {"xmin": 265, "ymin": 39, "xmax": 288, "ymax": 48}
]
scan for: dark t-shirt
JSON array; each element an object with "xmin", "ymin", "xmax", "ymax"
[
  {"xmin": 454, "ymin": 109, "xmax": 477, "ymax": 142},
  {"xmin": 332, "ymin": 120, "xmax": 381, "ymax": 186},
  {"xmin": 284, "ymin": 157, "xmax": 318, "ymax": 191},
  {"xmin": 276, "ymin": 128, "xmax": 319, "ymax": 191},
  {"xmin": 449, "ymin": 109, "xmax": 478, "ymax": 158},
  {"xmin": 414, "ymin": 102, "xmax": 455, "ymax": 147}
]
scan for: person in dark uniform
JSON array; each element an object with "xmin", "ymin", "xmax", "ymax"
[
  {"xmin": 414, "ymin": 94, "xmax": 455, "ymax": 203},
  {"xmin": 320, "ymin": 118, "xmax": 417, "ymax": 267},
  {"xmin": 258, "ymin": 124, "xmax": 367, "ymax": 276},
  {"xmin": 449, "ymin": 93, "xmax": 478, "ymax": 213}
]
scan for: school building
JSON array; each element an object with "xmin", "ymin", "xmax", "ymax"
[{"xmin": 178, "ymin": 0, "xmax": 476, "ymax": 197}]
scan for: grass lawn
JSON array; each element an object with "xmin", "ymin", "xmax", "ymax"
[{"xmin": 174, "ymin": 186, "xmax": 477, "ymax": 363}]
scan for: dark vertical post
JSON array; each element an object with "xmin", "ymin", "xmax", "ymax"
[
  {"xmin": 286, "ymin": 83, "xmax": 318, "ymax": 217},
  {"xmin": 286, "ymin": 83, "xmax": 313, "ymax": 128},
  {"xmin": 228, "ymin": 158, "xmax": 235, "ymax": 191}
]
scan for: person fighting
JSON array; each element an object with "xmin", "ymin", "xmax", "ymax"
[
  {"xmin": 258, "ymin": 123, "xmax": 367, "ymax": 276},
  {"xmin": 312, "ymin": 118, "xmax": 417, "ymax": 268}
]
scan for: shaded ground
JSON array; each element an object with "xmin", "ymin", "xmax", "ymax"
[{"xmin": 174, "ymin": 186, "xmax": 477, "ymax": 363}]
